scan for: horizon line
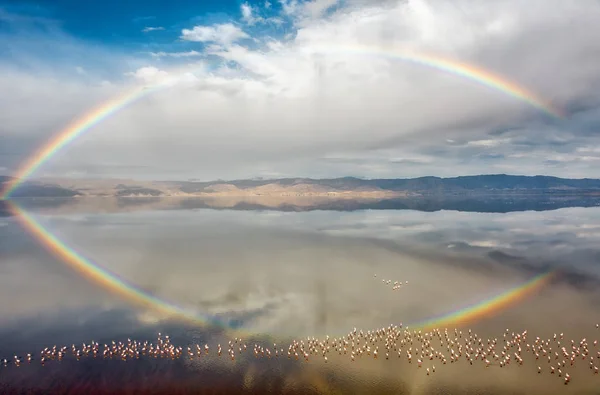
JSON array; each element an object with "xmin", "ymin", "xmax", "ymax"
[{"xmin": 2, "ymin": 173, "xmax": 600, "ymax": 184}]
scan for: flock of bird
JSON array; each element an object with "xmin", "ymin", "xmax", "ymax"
[
  {"xmin": 2, "ymin": 323, "xmax": 600, "ymax": 386},
  {"xmin": 374, "ymin": 273, "xmax": 407, "ymax": 291},
  {"xmin": 1, "ymin": 273, "xmax": 599, "ymax": 389}
]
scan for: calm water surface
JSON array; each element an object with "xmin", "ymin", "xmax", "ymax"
[{"xmin": 1, "ymin": 198, "xmax": 600, "ymax": 394}]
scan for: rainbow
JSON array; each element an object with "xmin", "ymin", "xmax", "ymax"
[
  {"xmin": 5, "ymin": 200, "xmax": 253, "ymax": 335},
  {"xmin": 1, "ymin": 46, "xmax": 565, "ymax": 199},
  {"xmin": 1, "ymin": 82, "xmax": 166, "ymax": 199},
  {"xmin": 309, "ymin": 44, "xmax": 565, "ymax": 119},
  {"xmin": 409, "ymin": 270, "xmax": 557, "ymax": 331},
  {"xmin": 7, "ymin": 200, "xmax": 555, "ymax": 337}
]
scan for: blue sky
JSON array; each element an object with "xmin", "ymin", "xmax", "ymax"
[
  {"xmin": 0, "ymin": 0, "xmax": 294, "ymax": 73},
  {"xmin": 1, "ymin": 0, "xmax": 600, "ymax": 180},
  {"xmin": 2, "ymin": 0, "xmax": 252, "ymax": 43}
]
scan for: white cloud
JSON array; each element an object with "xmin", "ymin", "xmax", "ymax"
[
  {"xmin": 241, "ymin": 1, "xmax": 285, "ymax": 25},
  {"xmin": 241, "ymin": 2, "xmax": 262, "ymax": 25},
  {"xmin": 278, "ymin": 0, "xmax": 340, "ymax": 24},
  {"xmin": 301, "ymin": 0, "xmax": 339, "ymax": 19},
  {"xmin": 180, "ymin": 23, "xmax": 249, "ymax": 46},
  {"xmin": 2, "ymin": 0, "xmax": 600, "ymax": 180},
  {"xmin": 124, "ymin": 66, "xmax": 203, "ymax": 88},
  {"xmin": 466, "ymin": 139, "xmax": 511, "ymax": 148},
  {"xmin": 142, "ymin": 26, "xmax": 164, "ymax": 32},
  {"xmin": 280, "ymin": 0, "xmax": 299, "ymax": 16},
  {"xmin": 125, "ymin": 66, "xmax": 170, "ymax": 83},
  {"xmin": 241, "ymin": 2, "xmax": 253, "ymax": 21},
  {"xmin": 576, "ymin": 147, "xmax": 600, "ymax": 154},
  {"xmin": 149, "ymin": 50, "xmax": 203, "ymax": 58}
]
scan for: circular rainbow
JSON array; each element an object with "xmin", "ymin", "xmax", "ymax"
[{"xmin": 2, "ymin": 47, "xmax": 562, "ymax": 337}]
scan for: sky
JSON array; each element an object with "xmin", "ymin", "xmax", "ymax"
[{"xmin": 1, "ymin": 0, "xmax": 600, "ymax": 181}]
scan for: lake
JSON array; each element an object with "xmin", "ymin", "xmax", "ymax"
[{"xmin": 1, "ymin": 197, "xmax": 600, "ymax": 394}]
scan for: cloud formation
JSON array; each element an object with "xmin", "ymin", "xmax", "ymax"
[
  {"xmin": 142, "ymin": 26, "xmax": 164, "ymax": 33},
  {"xmin": 1, "ymin": 0, "xmax": 600, "ymax": 180},
  {"xmin": 149, "ymin": 50, "xmax": 203, "ymax": 58},
  {"xmin": 180, "ymin": 23, "xmax": 250, "ymax": 46}
]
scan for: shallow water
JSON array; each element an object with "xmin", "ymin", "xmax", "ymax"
[{"xmin": 1, "ymin": 198, "xmax": 599, "ymax": 394}]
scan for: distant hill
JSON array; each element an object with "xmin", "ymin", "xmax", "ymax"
[
  {"xmin": 1, "ymin": 176, "xmax": 81, "ymax": 198},
  {"xmin": 173, "ymin": 175, "xmax": 600, "ymax": 193},
  {"xmin": 3, "ymin": 174, "xmax": 600, "ymax": 198}
]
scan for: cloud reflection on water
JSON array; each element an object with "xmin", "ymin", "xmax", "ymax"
[{"xmin": 1, "ymin": 202, "xmax": 600, "ymax": 394}]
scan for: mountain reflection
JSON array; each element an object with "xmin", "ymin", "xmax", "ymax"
[{"xmin": 2, "ymin": 194, "xmax": 600, "ymax": 217}]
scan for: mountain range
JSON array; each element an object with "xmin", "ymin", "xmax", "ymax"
[{"xmin": 2, "ymin": 174, "xmax": 600, "ymax": 199}]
